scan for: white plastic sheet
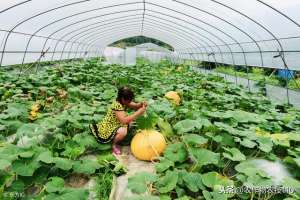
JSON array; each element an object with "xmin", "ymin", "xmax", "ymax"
[{"xmin": 0, "ymin": 0, "xmax": 299, "ymax": 69}]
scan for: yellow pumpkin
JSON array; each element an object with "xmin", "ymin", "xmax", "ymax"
[
  {"xmin": 29, "ymin": 111, "xmax": 38, "ymax": 121},
  {"xmin": 165, "ymin": 91, "xmax": 181, "ymax": 105},
  {"xmin": 176, "ymin": 66, "xmax": 183, "ymax": 71},
  {"xmin": 29, "ymin": 102, "xmax": 40, "ymax": 121},
  {"xmin": 131, "ymin": 130, "xmax": 167, "ymax": 161},
  {"xmin": 31, "ymin": 103, "xmax": 40, "ymax": 112}
]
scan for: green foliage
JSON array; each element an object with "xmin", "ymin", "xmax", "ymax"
[
  {"xmin": 45, "ymin": 177, "xmax": 65, "ymax": 193},
  {"xmin": 135, "ymin": 108, "xmax": 159, "ymax": 130},
  {"xmin": 174, "ymin": 119, "xmax": 204, "ymax": 134},
  {"xmin": 109, "ymin": 36, "xmax": 174, "ymax": 51},
  {"xmin": 1, "ymin": 58, "xmax": 300, "ymax": 200},
  {"xmin": 223, "ymin": 147, "xmax": 246, "ymax": 161},
  {"xmin": 156, "ymin": 170, "xmax": 179, "ymax": 193},
  {"xmin": 128, "ymin": 172, "xmax": 158, "ymax": 194},
  {"xmin": 157, "ymin": 118, "xmax": 174, "ymax": 138},
  {"xmin": 98, "ymin": 61, "xmax": 300, "ymax": 199},
  {"xmin": 288, "ymin": 78, "xmax": 300, "ymax": 90},
  {"xmin": 214, "ymin": 65, "xmax": 299, "ymax": 90},
  {"xmin": 0, "ymin": 59, "xmax": 128, "ymax": 199},
  {"xmin": 189, "ymin": 147, "xmax": 220, "ymax": 167}
]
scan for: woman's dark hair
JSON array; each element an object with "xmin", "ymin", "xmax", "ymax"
[{"xmin": 117, "ymin": 87, "xmax": 134, "ymax": 102}]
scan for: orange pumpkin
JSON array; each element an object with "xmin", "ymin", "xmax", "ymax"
[
  {"xmin": 165, "ymin": 91, "xmax": 181, "ymax": 105},
  {"xmin": 131, "ymin": 130, "xmax": 166, "ymax": 161}
]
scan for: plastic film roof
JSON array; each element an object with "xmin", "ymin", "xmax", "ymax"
[{"xmin": 0, "ymin": 0, "xmax": 300, "ymax": 69}]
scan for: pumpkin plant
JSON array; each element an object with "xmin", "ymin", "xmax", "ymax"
[{"xmin": 131, "ymin": 108, "xmax": 167, "ymax": 161}]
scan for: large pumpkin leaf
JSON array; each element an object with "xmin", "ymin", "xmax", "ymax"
[
  {"xmin": 18, "ymin": 150, "xmax": 35, "ymax": 158},
  {"xmin": 0, "ymin": 124, "xmax": 6, "ymax": 131},
  {"xmin": 182, "ymin": 172, "xmax": 205, "ymax": 192},
  {"xmin": 127, "ymin": 172, "xmax": 158, "ymax": 194},
  {"xmin": 288, "ymin": 133, "xmax": 300, "ymax": 141},
  {"xmin": 155, "ymin": 158, "xmax": 174, "ymax": 173},
  {"xmin": 44, "ymin": 188, "xmax": 89, "ymax": 200},
  {"xmin": 281, "ymin": 177, "xmax": 300, "ymax": 189},
  {"xmin": 174, "ymin": 118, "xmax": 210, "ymax": 134},
  {"xmin": 203, "ymin": 190, "xmax": 227, "ymax": 200},
  {"xmin": 164, "ymin": 143, "xmax": 188, "ymax": 163},
  {"xmin": 201, "ymin": 172, "xmax": 234, "ymax": 189},
  {"xmin": 223, "ymin": 147, "xmax": 246, "ymax": 161},
  {"xmin": 150, "ymin": 100, "xmax": 174, "ymax": 115},
  {"xmin": 8, "ymin": 179, "xmax": 25, "ymax": 192},
  {"xmin": 73, "ymin": 159, "xmax": 101, "ymax": 174},
  {"xmin": 257, "ymin": 137, "xmax": 273, "ymax": 153},
  {"xmin": 45, "ymin": 177, "xmax": 65, "ymax": 193},
  {"xmin": 156, "ymin": 170, "xmax": 178, "ymax": 193},
  {"xmin": 245, "ymin": 173, "xmax": 274, "ymax": 188},
  {"xmin": 37, "ymin": 150, "xmax": 54, "ymax": 164},
  {"xmin": 235, "ymin": 161, "xmax": 264, "ymax": 177},
  {"xmin": 0, "ymin": 144, "xmax": 20, "ymax": 161},
  {"xmin": 12, "ymin": 158, "xmax": 41, "ymax": 176},
  {"xmin": 0, "ymin": 159, "xmax": 11, "ymax": 170},
  {"xmin": 72, "ymin": 133, "xmax": 98, "ymax": 148},
  {"xmin": 61, "ymin": 141, "xmax": 86, "ymax": 159},
  {"xmin": 183, "ymin": 134, "xmax": 208, "ymax": 146},
  {"xmin": 53, "ymin": 157, "xmax": 73, "ymax": 171},
  {"xmin": 293, "ymin": 158, "xmax": 300, "ymax": 167},
  {"xmin": 214, "ymin": 122, "xmax": 238, "ymax": 135},
  {"xmin": 136, "ymin": 109, "xmax": 159, "ymax": 130},
  {"xmin": 240, "ymin": 138, "xmax": 257, "ymax": 148},
  {"xmin": 223, "ymin": 110, "xmax": 266, "ymax": 123},
  {"xmin": 174, "ymin": 119, "xmax": 197, "ymax": 133},
  {"xmin": 270, "ymin": 134, "xmax": 290, "ymax": 147},
  {"xmin": 16, "ymin": 123, "xmax": 47, "ymax": 138},
  {"xmin": 38, "ymin": 117, "xmax": 65, "ymax": 130},
  {"xmin": 0, "ymin": 119, "xmax": 23, "ymax": 134},
  {"xmin": 188, "ymin": 147, "xmax": 220, "ymax": 167},
  {"xmin": 2, "ymin": 103, "xmax": 28, "ymax": 119},
  {"xmin": 157, "ymin": 118, "xmax": 174, "ymax": 138}
]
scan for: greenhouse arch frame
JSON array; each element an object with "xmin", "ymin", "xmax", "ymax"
[{"xmin": 0, "ymin": 0, "xmax": 299, "ymax": 70}]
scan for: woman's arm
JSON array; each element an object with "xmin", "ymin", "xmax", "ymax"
[
  {"xmin": 127, "ymin": 102, "xmax": 143, "ymax": 110},
  {"xmin": 114, "ymin": 105, "xmax": 146, "ymax": 124}
]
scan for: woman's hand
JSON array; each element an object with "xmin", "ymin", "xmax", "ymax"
[
  {"xmin": 137, "ymin": 101, "xmax": 147, "ymax": 109},
  {"xmin": 128, "ymin": 101, "xmax": 146, "ymax": 110},
  {"xmin": 142, "ymin": 101, "xmax": 148, "ymax": 107},
  {"xmin": 115, "ymin": 102, "xmax": 148, "ymax": 124},
  {"xmin": 137, "ymin": 103, "xmax": 147, "ymax": 115}
]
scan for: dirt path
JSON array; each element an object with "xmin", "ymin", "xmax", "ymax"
[{"xmin": 110, "ymin": 146, "xmax": 155, "ymax": 200}]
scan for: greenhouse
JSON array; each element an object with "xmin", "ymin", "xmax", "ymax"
[{"xmin": 0, "ymin": 0, "xmax": 300, "ymax": 200}]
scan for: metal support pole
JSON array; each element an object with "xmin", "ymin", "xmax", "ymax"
[
  {"xmin": 207, "ymin": 53, "xmax": 216, "ymax": 74},
  {"xmin": 204, "ymin": 54, "xmax": 207, "ymax": 74},
  {"xmin": 246, "ymin": 65, "xmax": 250, "ymax": 92},
  {"xmin": 234, "ymin": 65, "xmax": 238, "ymax": 85},
  {"xmin": 274, "ymin": 51, "xmax": 292, "ymax": 105},
  {"xmin": 285, "ymin": 70, "xmax": 290, "ymax": 105},
  {"xmin": 213, "ymin": 54, "xmax": 217, "ymax": 74}
]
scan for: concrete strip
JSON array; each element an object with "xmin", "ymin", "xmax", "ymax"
[{"xmin": 112, "ymin": 146, "xmax": 155, "ymax": 200}]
